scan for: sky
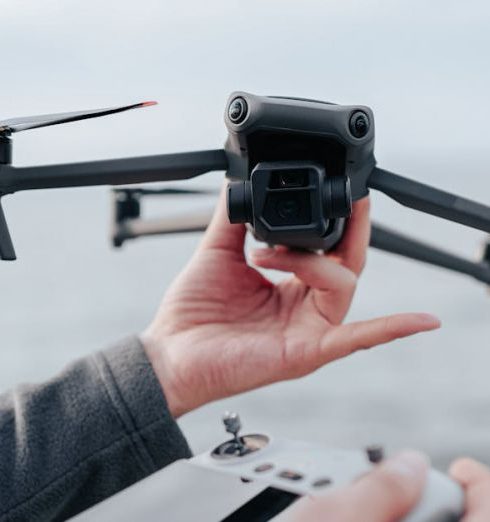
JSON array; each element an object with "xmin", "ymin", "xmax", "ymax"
[{"xmin": 2, "ymin": 0, "xmax": 490, "ymax": 164}]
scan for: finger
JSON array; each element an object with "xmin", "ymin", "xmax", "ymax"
[
  {"xmin": 450, "ymin": 458, "xmax": 490, "ymax": 521},
  {"xmin": 251, "ymin": 247, "xmax": 357, "ymax": 323},
  {"xmin": 450, "ymin": 458, "xmax": 490, "ymax": 486},
  {"xmin": 328, "ymin": 196, "xmax": 370, "ymax": 276},
  {"xmin": 278, "ymin": 450, "xmax": 428, "ymax": 522},
  {"xmin": 318, "ymin": 313, "xmax": 441, "ymax": 364},
  {"xmin": 199, "ymin": 182, "xmax": 247, "ymax": 254},
  {"xmin": 337, "ymin": 450, "xmax": 428, "ymax": 522}
]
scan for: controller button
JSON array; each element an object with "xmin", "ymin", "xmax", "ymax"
[
  {"xmin": 254, "ymin": 463, "xmax": 274, "ymax": 473},
  {"xmin": 312, "ymin": 477, "xmax": 333, "ymax": 488},
  {"xmin": 278, "ymin": 470, "xmax": 304, "ymax": 481}
]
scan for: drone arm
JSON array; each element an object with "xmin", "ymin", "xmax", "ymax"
[
  {"xmin": 368, "ymin": 167, "xmax": 490, "ymax": 233},
  {"xmin": 371, "ymin": 223, "xmax": 490, "ymax": 284},
  {"xmin": 0, "ymin": 149, "xmax": 227, "ymax": 260},
  {"xmin": 113, "ymin": 210, "xmax": 213, "ymax": 247},
  {"xmin": 110, "ymin": 187, "xmax": 490, "ymax": 285},
  {"xmin": 1, "ymin": 149, "xmax": 228, "ymax": 193},
  {"xmin": 0, "ymin": 199, "xmax": 16, "ymax": 260}
]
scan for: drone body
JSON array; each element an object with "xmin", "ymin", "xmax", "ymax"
[
  {"xmin": 0, "ymin": 92, "xmax": 488, "ymax": 286},
  {"xmin": 224, "ymin": 92, "xmax": 374, "ymax": 250}
]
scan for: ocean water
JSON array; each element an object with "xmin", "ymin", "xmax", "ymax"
[{"xmin": 0, "ymin": 154, "xmax": 488, "ymax": 471}]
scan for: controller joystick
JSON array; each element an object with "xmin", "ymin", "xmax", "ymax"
[
  {"xmin": 211, "ymin": 412, "xmax": 269, "ymax": 459},
  {"xmin": 223, "ymin": 412, "xmax": 242, "ymax": 445}
]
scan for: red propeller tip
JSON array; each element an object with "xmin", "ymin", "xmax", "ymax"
[{"xmin": 141, "ymin": 101, "xmax": 158, "ymax": 107}]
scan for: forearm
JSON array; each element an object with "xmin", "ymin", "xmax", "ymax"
[{"xmin": 0, "ymin": 336, "xmax": 191, "ymax": 522}]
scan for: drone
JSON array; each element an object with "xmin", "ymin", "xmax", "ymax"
[{"xmin": 0, "ymin": 92, "xmax": 489, "ymax": 286}]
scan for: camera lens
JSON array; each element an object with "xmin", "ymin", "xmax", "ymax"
[
  {"xmin": 276, "ymin": 198, "xmax": 301, "ymax": 222},
  {"xmin": 263, "ymin": 189, "xmax": 311, "ymax": 227},
  {"xmin": 228, "ymin": 97, "xmax": 248, "ymax": 124},
  {"xmin": 277, "ymin": 198, "xmax": 300, "ymax": 220},
  {"xmin": 349, "ymin": 111, "xmax": 370, "ymax": 138}
]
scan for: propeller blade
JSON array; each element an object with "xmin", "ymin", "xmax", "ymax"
[{"xmin": 0, "ymin": 101, "xmax": 157, "ymax": 135}]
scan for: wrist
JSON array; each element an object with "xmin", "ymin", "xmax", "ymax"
[{"xmin": 139, "ymin": 329, "xmax": 189, "ymax": 419}]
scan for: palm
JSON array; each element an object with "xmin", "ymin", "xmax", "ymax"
[
  {"xmin": 157, "ymin": 237, "xmax": 350, "ymax": 404},
  {"xmin": 143, "ymin": 189, "xmax": 439, "ymax": 418}
]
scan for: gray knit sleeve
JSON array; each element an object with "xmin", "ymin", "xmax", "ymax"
[{"xmin": 0, "ymin": 336, "xmax": 192, "ymax": 522}]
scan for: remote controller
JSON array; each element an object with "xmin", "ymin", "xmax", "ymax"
[
  {"xmin": 72, "ymin": 413, "xmax": 465, "ymax": 521},
  {"xmin": 191, "ymin": 413, "xmax": 464, "ymax": 522}
]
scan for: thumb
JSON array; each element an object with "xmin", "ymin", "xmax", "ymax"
[
  {"xmin": 449, "ymin": 458, "xmax": 490, "ymax": 518},
  {"xmin": 199, "ymin": 182, "xmax": 246, "ymax": 254},
  {"xmin": 334, "ymin": 450, "xmax": 428, "ymax": 521},
  {"xmin": 278, "ymin": 450, "xmax": 428, "ymax": 522}
]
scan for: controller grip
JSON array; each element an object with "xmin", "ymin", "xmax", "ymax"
[{"xmin": 0, "ymin": 198, "xmax": 16, "ymax": 260}]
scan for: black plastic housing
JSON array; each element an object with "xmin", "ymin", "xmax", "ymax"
[
  {"xmin": 228, "ymin": 161, "xmax": 350, "ymax": 250},
  {"xmin": 224, "ymin": 92, "xmax": 371, "ymax": 249},
  {"xmin": 224, "ymin": 92, "xmax": 375, "ymax": 200}
]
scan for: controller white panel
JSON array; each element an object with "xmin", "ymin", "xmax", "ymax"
[
  {"xmin": 71, "ymin": 433, "xmax": 464, "ymax": 522},
  {"xmin": 192, "ymin": 435, "xmax": 464, "ymax": 522},
  {"xmin": 193, "ymin": 436, "xmax": 372, "ymax": 495}
]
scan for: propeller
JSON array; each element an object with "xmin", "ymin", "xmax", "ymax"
[{"xmin": 0, "ymin": 101, "xmax": 157, "ymax": 135}]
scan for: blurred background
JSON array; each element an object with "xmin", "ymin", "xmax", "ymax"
[{"xmin": 1, "ymin": 0, "xmax": 489, "ymax": 469}]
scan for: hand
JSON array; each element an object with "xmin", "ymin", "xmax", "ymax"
[
  {"xmin": 450, "ymin": 458, "xmax": 490, "ymax": 521},
  {"xmin": 276, "ymin": 450, "xmax": 428, "ymax": 522},
  {"xmin": 142, "ymin": 185, "xmax": 440, "ymax": 417}
]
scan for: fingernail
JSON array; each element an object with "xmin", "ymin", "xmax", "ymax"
[
  {"xmin": 416, "ymin": 313, "xmax": 441, "ymax": 328},
  {"xmin": 251, "ymin": 248, "xmax": 275, "ymax": 259},
  {"xmin": 384, "ymin": 450, "xmax": 429, "ymax": 479}
]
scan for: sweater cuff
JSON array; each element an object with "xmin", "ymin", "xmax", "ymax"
[{"xmin": 94, "ymin": 336, "xmax": 192, "ymax": 472}]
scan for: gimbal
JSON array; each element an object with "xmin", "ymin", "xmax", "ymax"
[{"xmin": 0, "ymin": 93, "xmax": 489, "ymax": 286}]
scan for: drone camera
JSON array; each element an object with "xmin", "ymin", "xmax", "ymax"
[{"xmin": 228, "ymin": 161, "xmax": 351, "ymax": 249}]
